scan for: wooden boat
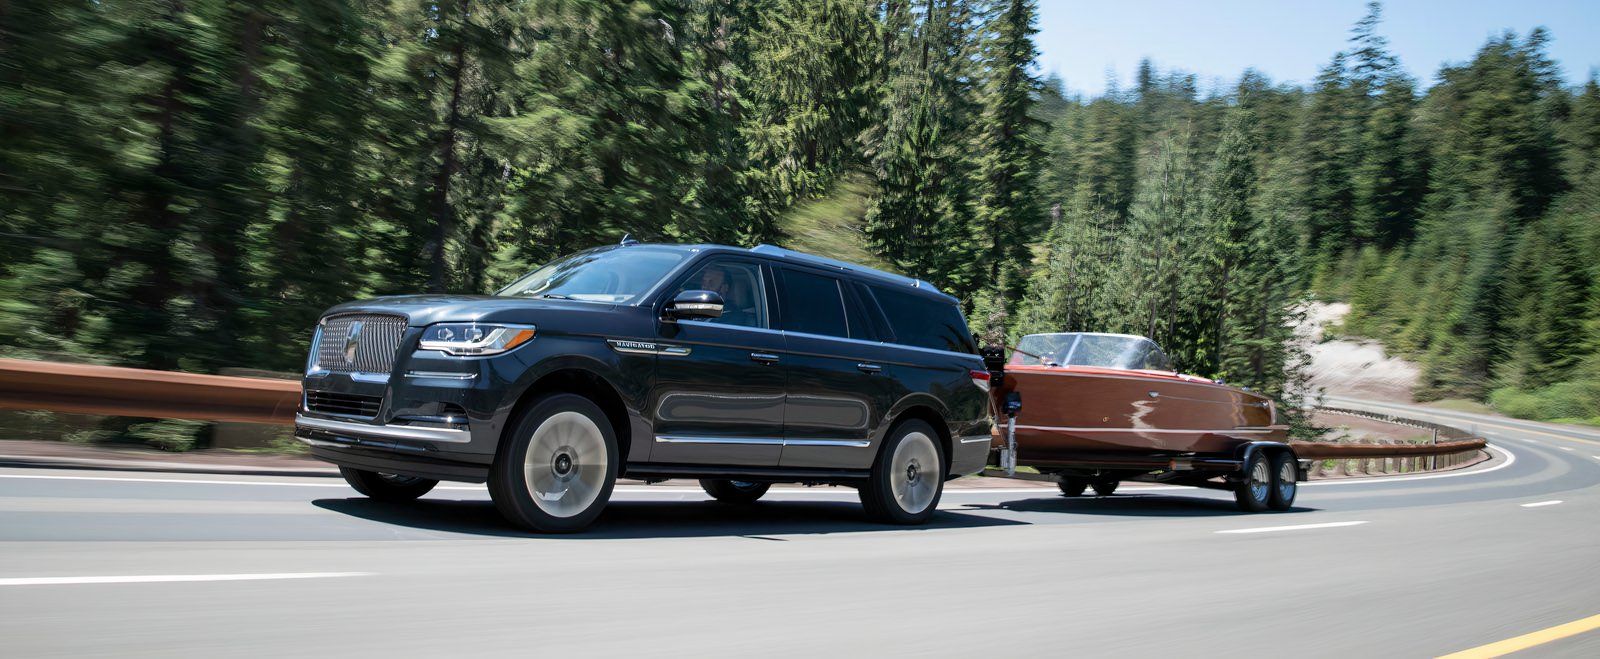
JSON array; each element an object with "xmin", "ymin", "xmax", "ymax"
[
  {"xmin": 983, "ymin": 332, "xmax": 1301, "ymax": 511},
  {"xmin": 989, "ymin": 333, "xmax": 1287, "ymax": 464}
]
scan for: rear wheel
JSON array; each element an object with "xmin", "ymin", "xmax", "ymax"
[
  {"xmin": 489, "ymin": 394, "xmax": 618, "ymax": 533},
  {"xmin": 1057, "ymin": 477, "xmax": 1088, "ymax": 497},
  {"xmin": 700, "ymin": 479, "xmax": 770, "ymax": 504},
  {"xmin": 340, "ymin": 467, "xmax": 437, "ymax": 502},
  {"xmin": 860, "ymin": 420, "xmax": 945, "ymax": 524},
  {"xmin": 1268, "ymin": 452, "xmax": 1298, "ymax": 511},
  {"xmin": 1233, "ymin": 452, "xmax": 1271, "ymax": 512},
  {"xmin": 1091, "ymin": 479, "xmax": 1119, "ymax": 496}
]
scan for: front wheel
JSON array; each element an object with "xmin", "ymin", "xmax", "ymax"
[
  {"xmin": 489, "ymin": 394, "xmax": 619, "ymax": 533},
  {"xmin": 1233, "ymin": 452, "xmax": 1271, "ymax": 512},
  {"xmin": 1091, "ymin": 479, "xmax": 1119, "ymax": 496},
  {"xmin": 700, "ymin": 479, "xmax": 770, "ymax": 504},
  {"xmin": 340, "ymin": 467, "xmax": 437, "ymax": 502},
  {"xmin": 860, "ymin": 420, "xmax": 945, "ymax": 524}
]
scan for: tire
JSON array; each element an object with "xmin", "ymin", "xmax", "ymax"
[
  {"xmin": 700, "ymin": 479, "xmax": 770, "ymax": 504},
  {"xmin": 1268, "ymin": 452, "xmax": 1298, "ymax": 511},
  {"xmin": 1057, "ymin": 477, "xmax": 1088, "ymax": 497},
  {"xmin": 859, "ymin": 419, "xmax": 945, "ymax": 524},
  {"xmin": 1091, "ymin": 479, "xmax": 1119, "ymax": 496},
  {"xmin": 489, "ymin": 394, "xmax": 619, "ymax": 533},
  {"xmin": 340, "ymin": 467, "xmax": 438, "ymax": 502},
  {"xmin": 1233, "ymin": 451, "xmax": 1272, "ymax": 512}
]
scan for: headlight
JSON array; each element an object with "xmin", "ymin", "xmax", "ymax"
[{"xmin": 418, "ymin": 323, "xmax": 536, "ymax": 356}]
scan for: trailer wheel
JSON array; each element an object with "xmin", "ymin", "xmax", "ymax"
[
  {"xmin": 1057, "ymin": 477, "xmax": 1088, "ymax": 497},
  {"xmin": 1091, "ymin": 479, "xmax": 1119, "ymax": 496},
  {"xmin": 1233, "ymin": 452, "xmax": 1271, "ymax": 512},
  {"xmin": 1268, "ymin": 453, "xmax": 1297, "ymax": 511}
]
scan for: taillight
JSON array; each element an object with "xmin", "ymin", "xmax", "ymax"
[{"xmin": 969, "ymin": 369, "xmax": 991, "ymax": 392}]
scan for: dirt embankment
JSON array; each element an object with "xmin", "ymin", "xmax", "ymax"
[{"xmin": 1301, "ymin": 302, "xmax": 1419, "ymax": 404}]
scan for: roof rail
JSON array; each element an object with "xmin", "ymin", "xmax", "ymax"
[{"xmin": 748, "ymin": 244, "xmax": 932, "ymax": 291}]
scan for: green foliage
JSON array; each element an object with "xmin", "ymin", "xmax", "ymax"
[{"xmin": 4, "ymin": 0, "xmax": 1596, "ymax": 438}]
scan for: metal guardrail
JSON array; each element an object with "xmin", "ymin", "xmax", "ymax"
[
  {"xmin": 1299, "ymin": 406, "xmax": 1489, "ymax": 476},
  {"xmin": 0, "ymin": 358, "xmax": 299, "ymax": 425},
  {"xmin": 0, "ymin": 358, "xmax": 1489, "ymax": 468}
]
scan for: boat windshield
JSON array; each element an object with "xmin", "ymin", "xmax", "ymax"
[
  {"xmin": 497, "ymin": 246, "xmax": 689, "ymax": 304},
  {"xmin": 1011, "ymin": 333, "xmax": 1173, "ymax": 371}
]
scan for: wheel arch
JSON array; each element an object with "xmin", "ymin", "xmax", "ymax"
[
  {"xmin": 883, "ymin": 404, "xmax": 953, "ymax": 474},
  {"xmin": 507, "ymin": 367, "xmax": 634, "ymax": 466}
]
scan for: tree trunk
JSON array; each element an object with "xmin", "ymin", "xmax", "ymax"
[{"xmin": 427, "ymin": 24, "xmax": 468, "ymax": 293}]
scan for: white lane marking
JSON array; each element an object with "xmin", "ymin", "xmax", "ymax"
[
  {"xmin": 0, "ymin": 572, "xmax": 372, "ymax": 587},
  {"xmin": 1216, "ymin": 521, "xmax": 1369, "ymax": 534},
  {"xmin": 1520, "ymin": 500, "xmax": 1563, "ymax": 508},
  {"xmin": 1559, "ymin": 447, "xmax": 1575, "ymax": 452}
]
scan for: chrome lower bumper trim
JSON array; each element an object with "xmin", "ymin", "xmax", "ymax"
[{"xmin": 295, "ymin": 414, "xmax": 471, "ymax": 444}]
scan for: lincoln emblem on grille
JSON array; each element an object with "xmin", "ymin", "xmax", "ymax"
[{"xmin": 343, "ymin": 320, "xmax": 364, "ymax": 363}]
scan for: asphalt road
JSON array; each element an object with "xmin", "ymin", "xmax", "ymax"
[{"xmin": 2, "ymin": 399, "xmax": 1598, "ymax": 657}]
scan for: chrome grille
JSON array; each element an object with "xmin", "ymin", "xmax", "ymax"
[{"xmin": 312, "ymin": 313, "xmax": 407, "ymax": 374}]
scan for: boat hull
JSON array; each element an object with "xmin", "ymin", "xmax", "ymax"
[{"xmin": 993, "ymin": 365, "xmax": 1287, "ymax": 463}]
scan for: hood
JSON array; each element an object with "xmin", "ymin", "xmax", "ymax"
[{"xmin": 322, "ymin": 294, "xmax": 620, "ymax": 327}]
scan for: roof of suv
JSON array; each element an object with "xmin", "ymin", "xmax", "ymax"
[{"xmin": 622, "ymin": 242, "xmax": 959, "ymax": 304}]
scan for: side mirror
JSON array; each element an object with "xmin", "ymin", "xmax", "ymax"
[{"xmin": 664, "ymin": 290, "xmax": 724, "ymax": 321}]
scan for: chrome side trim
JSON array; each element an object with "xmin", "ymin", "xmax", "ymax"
[
  {"xmin": 958, "ymin": 435, "xmax": 992, "ymax": 444},
  {"xmin": 782, "ymin": 438, "xmax": 872, "ymax": 448},
  {"xmin": 654, "ymin": 435, "xmax": 784, "ymax": 446},
  {"xmin": 653, "ymin": 435, "xmax": 869, "ymax": 447},
  {"xmin": 404, "ymin": 371, "xmax": 478, "ymax": 380},
  {"xmin": 295, "ymin": 414, "xmax": 471, "ymax": 444}
]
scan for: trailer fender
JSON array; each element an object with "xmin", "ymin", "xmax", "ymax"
[{"xmin": 1235, "ymin": 441, "xmax": 1306, "ymax": 483}]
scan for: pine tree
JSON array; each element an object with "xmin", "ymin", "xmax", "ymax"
[
  {"xmin": 863, "ymin": 0, "xmax": 982, "ymax": 296},
  {"xmin": 971, "ymin": 0, "xmax": 1046, "ymax": 312}
]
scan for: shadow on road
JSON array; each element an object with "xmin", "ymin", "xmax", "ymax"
[
  {"xmin": 969, "ymin": 492, "xmax": 1320, "ymax": 517},
  {"xmin": 312, "ymin": 497, "xmax": 1026, "ymax": 539}
]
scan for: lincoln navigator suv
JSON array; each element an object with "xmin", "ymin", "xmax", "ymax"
[{"xmin": 295, "ymin": 242, "xmax": 992, "ymax": 532}]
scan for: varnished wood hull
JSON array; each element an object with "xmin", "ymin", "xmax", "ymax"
[{"xmin": 993, "ymin": 365, "xmax": 1287, "ymax": 463}]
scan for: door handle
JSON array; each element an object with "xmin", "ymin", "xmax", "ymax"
[
  {"xmin": 750, "ymin": 352, "xmax": 780, "ymax": 364},
  {"xmin": 857, "ymin": 363, "xmax": 882, "ymax": 374}
]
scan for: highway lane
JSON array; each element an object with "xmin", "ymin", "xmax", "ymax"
[{"xmin": 2, "ymin": 403, "xmax": 1597, "ymax": 657}]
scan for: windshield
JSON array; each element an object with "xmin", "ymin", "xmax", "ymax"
[
  {"xmin": 497, "ymin": 247, "xmax": 689, "ymax": 303},
  {"xmin": 1012, "ymin": 333, "xmax": 1172, "ymax": 371}
]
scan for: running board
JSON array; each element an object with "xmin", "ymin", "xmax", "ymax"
[{"xmin": 623, "ymin": 463, "xmax": 869, "ymax": 483}]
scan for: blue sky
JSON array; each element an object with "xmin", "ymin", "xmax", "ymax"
[{"xmin": 1034, "ymin": 0, "xmax": 1600, "ymax": 97}]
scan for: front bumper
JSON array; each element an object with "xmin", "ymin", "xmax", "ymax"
[
  {"xmin": 296, "ymin": 414, "xmax": 471, "ymax": 444},
  {"xmin": 296, "ymin": 414, "xmax": 491, "ymax": 482}
]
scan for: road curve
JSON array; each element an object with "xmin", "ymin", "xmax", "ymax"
[{"xmin": 2, "ymin": 398, "xmax": 1597, "ymax": 657}]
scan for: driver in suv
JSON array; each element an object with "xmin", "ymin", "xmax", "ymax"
[{"xmin": 295, "ymin": 242, "xmax": 992, "ymax": 532}]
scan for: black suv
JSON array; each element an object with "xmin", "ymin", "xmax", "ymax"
[{"xmin": 295, "ymin": 243, "xmax": 992, "ymax": 532}]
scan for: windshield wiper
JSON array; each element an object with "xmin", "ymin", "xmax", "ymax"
[{"xmin": 537, "ymin": 293, "xmax": 572, "ymax": 300}]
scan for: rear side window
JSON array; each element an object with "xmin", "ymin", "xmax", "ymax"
[
  {"xmin": 867, "ymin": 285, "xmax": 976, "ymax": 354},
  {"xmin": 777, "ymin": 268, "xmax": 849, "ymax": 338}
]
